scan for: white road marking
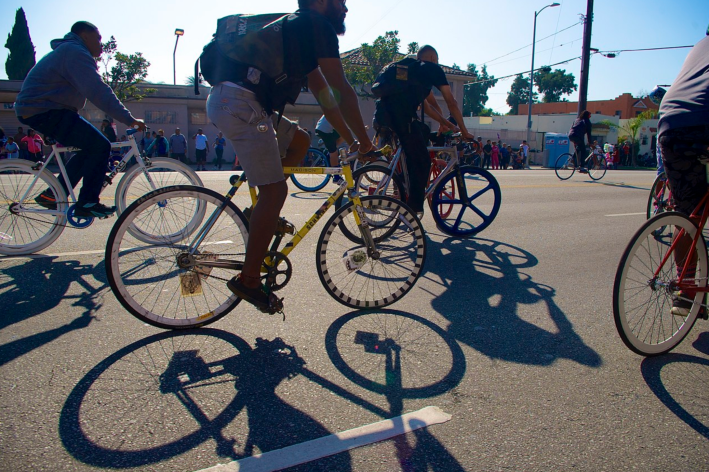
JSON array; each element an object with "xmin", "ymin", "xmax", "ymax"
[
  {"xmin": 605, "ymin": 212, "xmax": 646, "ymax": 217},
  {"xmin": 196, "ymin": 406, "xmax": 452, "ymax": 472}
]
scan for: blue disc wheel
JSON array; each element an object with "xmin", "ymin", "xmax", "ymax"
[
  {"xmin": 430, "ymin": 165, "xmax": 501, "ymax": 237},
  {"xmin": 290, "ymin": 148, "xmax": 331, "ymax": 192},
  {"xmin": 67, "ymin": 204, "xmax": 95, "ymax": 228}
]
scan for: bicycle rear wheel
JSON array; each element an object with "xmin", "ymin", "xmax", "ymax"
[
  {"xmin": 613, "ymin": 212, "xmax": 706, "ymax": 356},
  {"xmin": 116, "ymin": 158, "xmax": 205, "ymax": 244},
  {"xmin": 290, "ymin": 148, "xmax": 330, "ymax": 192},
  {"xmin": 0, "ymin": 159, "xmax": 68, "ymax": 255},
  {"xmin": 429, "ymin": 165, "xmax": 501, "ymax": 238},
  {"xmin": 588, "ymin": 155, "xmax": 607, "ymax": 180},
  {"xmin": 316, "ymin": 195, "xmax": 426, "ymax": 308},
  {"xmin": 555, "ymin": 153, "xmax": 576, "ymax": 180},
  {"xmin": 105, "ymin": 185, "xmax": 249, "ymax": 329},
  {"xmin": 647, "ymin": 173, "xmax": 671, "ymax": 236}
]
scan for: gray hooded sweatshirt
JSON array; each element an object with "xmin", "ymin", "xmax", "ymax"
[{"xmin": 15, "ymin": 32, "xmax": 135, "ymax": 125}]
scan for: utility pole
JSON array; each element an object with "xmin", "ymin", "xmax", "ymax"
[{"xmin": 577, "ymin": 0, "xmax": 594, "ymax": 114}]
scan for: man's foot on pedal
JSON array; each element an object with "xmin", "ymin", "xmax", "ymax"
[
  {"xmin": 578, "ymin": 167, "xmax": 588, "ymax": 174},
  {"xmin": 74, "ymin": 202, "xmax": 116, "ymax": 218},
  {"xmin": 227, "ymin": 275, "xmax": 272, "ymax": 312},
  {"xmin": 671, "ymin": 291, "xmax": 707, "ymax": 318},
  {"xmin": 34, "ymin": 191, "xmax": 57, "ymax": 210}
]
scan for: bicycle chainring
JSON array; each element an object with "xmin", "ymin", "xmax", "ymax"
[{"xmin": 262, "ymin": 251, "xmax": 292, "ymax": 292}]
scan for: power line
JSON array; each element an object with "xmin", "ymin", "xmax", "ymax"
[
  {"xmin": 465, "ymin": 56, "xmax": 582, "ymax": 86},
  {"xmin": 481, "ymin": 21, "xmax": 582, "ymax": 66}
]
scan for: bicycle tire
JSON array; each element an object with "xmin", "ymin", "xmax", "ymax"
[
  {"xmin": 116, "ymin": 158, "xmax": 205, "ymax": 244},
  {"xmin": 290, "ymin": 148, "xmax": 330, "ymax": 192},
  {"xmin": 555, "ymin": 153, "xmax": 576, "ymax": 180},
  {"xmin": 613, "ymin": 212, "xmax": 706, "ymax": 356},
  {"xmin": 0, "ymin": 159, "xmax": 68, "ymax": 255},
  {"xmin": 106, "ymin": 185, "xmax": 249, "ymax": 329},
  {"xmin": 316, "ymin": 195, "xmax": 426, "ymax": 308},
  {"xmin": 647, "ymin": 173, "xmax": 672, "ymax": 236},
  {"xmin": 587, "ymin": 155, "xmax": 608, "ymax": 180},
  {"xmin": 429, "ymin": 165, "xmax": 501, "ymax": 238}
]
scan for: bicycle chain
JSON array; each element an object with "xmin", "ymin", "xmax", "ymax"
[{"xmin": 8, "ymin": 203, "xmax": 101, "ymax": 230}]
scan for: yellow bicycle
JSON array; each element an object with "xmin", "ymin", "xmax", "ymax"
[{"xmin": 105, "ymin": 150, "xmax": 427, "ymax": 329}]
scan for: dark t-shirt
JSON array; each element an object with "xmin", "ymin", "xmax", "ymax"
[
  {"xmin": 381, "ymin": 60, "xmax": 449, "ymax": 121},
  {"xmin": 283, "ymin": 9, "xmax": 340, "ymax": 79},
  {"xmin": 483, "ymin": 144, "xmax": 492, "ymax": 155}
]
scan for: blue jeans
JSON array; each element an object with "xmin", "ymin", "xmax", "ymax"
[{"xmin": 19, "ymin": 109, "xmax": 111, "ymax": 204}]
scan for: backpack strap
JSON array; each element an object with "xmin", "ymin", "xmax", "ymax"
[{"xmin": 194, "ymin": 57, "xmax": 201, "ymax": 96}]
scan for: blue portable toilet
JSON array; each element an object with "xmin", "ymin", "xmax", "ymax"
[{"xmin": 544, "ymin": 133, "xmax": 571, "ymax": 168}]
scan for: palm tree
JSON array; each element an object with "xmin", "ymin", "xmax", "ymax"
[
  {"xmin": 601, "ymin": 110, "xmax": 657, "ymax": 167},
  {"xmin": 185, "ymin": 75, "xmax": 204, "ymax": 86}
]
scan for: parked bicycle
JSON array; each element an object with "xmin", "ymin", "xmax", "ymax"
[
  {"xmin": 105, "ymin": 149, "xmax": 427, "ymax": 328},
  {"xmin": 342, "ymin": 142, "xmax": 501, "ymax": 237},
  {"xmin": 0, "ymin": 128, "xmax": 202, "ymax": 255},
  {"xmin": 554, "ymin": 149, "xmax": 608, "ymax": 181}
]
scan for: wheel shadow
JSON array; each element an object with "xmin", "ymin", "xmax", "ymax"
[
  {"xmin": 424, "ymin": 237, "xmax": 602, "ymax": 367},
  {"xmin": 0, "ymin": 256, "xmax": 107, "ymax": 367},
  {"xmin": 640, "ymin": 334, "xmax": 709, "ymax": 439},
  {"xmin": 59, "ymin": 329, "xmax": 352, "ymax": 470}
]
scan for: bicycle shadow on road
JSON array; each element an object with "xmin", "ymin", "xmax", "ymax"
[
  {"xmin": 0, "ymin": 256, "xmax": 106, "ymax": 367},
  {"xmin": 423, "ymin": 237, "xmax": 602, "ymax": 367},
  {"xmin": 59, "ymin": 329, "xmax": 353, "ymax": 470}
]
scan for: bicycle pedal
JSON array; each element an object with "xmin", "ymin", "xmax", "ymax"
[
  {"xmin": 260, "ymin": 293, "xmax": 285, "ymax": 317},
  {"xmin": 277, "ymin": 217, "xmax": 295, "ymax": 235}
]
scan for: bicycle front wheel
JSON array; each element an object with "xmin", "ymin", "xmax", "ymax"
[
  {"xmin": 316, "ymin": 195, "xmax": 426, "ymax": 308},
  {"xmin": 106, "ymin": 185, "xmax": 249, "ymax": 329},
  {"xmin": 613, "ymin": 212, "xmax": 706, "ymax": 356},
  {"xmin": 430, "ymin": 165, "xmax": 501, "ymax": 238},
  {"xmin": 290, "ymin": 148, "xmax": 331, "ymax": 192},
  {"xmin": 555, "ymin": 153, "xmax": 576, "ymax": 180},
  {"xmin": 0, "ymin": 159, "xmax": 68, "ymax": 255},
  {"xmin": 588, "ymin": 156, "xmax": 608, "ymax": 180}
]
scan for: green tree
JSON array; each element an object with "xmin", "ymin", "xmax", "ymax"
[
  {"xmin": 4, "ymin": 8, "xmax": 36, "ymax": 80},
  {"xmin": 601, "ymin": 110, "xmax": 657, "ymax": 166},
  {"xmin": 407, "ymin": 42, "xmax": 419, "ymax": 55},
  {"xmin": 506, "ymin": 74, "xmax": 537, "ymax": 115},
  {"xmin": 185, "ymin": 75, "xmax": 204, "ymax": 86},
  {"xmin": 533, "ymin": 66, "xmax": 577, "ymax": 103},
  {"xmin": 99, "ymin": 36, "xmax": 155, "ymax": 102},
  {"xmin": 462, "ymin": 64, "xmax": 496, "ymax": 116},
  {"xmin": 343, "ymin": 31, "xmax": 400, "ymax": 98}
]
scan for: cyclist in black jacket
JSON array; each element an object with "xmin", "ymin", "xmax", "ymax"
[{"xmin": 568, "ymin": 110, "xmax": 592, "ymax": 173}]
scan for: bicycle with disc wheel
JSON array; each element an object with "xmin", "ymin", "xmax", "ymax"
[
  {"xmin": 289, "ymin": 147, "xmax": 331, "ymax": 192},
  {"xmin": 554, "ymin": 149, "xmax": 608, "ymax": 181},
  {"xmin": 0, "ymin": 128, "xmax": 202, "ymax": 255},
  {"xmin": 613, "ymin": 163, "xmax": 709, "ymax": 356},
  {"xmin": 343, "ymin": 139, "xmax": 501, "ymax": 238},
  {"xmin": 105, "ymin": 148, "xmax": 427, "ymax": 329}
]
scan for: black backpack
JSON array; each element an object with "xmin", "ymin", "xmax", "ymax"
[
  {"xmin": 195, "ymin": 13, "xmax": 303, "ymax": 114},
  {"xmin": 372, "ymin": 57, "xmax": 429, "ymax": 122}
]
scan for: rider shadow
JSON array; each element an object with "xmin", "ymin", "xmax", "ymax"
[
  {"xmin": 59, "ymin": 329, "xmax": 352, "ymax": 470},
  {"xmin": 0, "ymin": 256, "xmax": 106, "ymax": 367},
  {"xmin": 640, "ymin": 343, "xmax": 709, "ymax": 439},
  {"xmin": 425, "ymin": 237, "xmax": 602, "ymax": 367}
]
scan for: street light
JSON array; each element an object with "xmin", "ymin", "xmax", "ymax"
[
  {"xmin": 173, "ymin": 28, "xmax": 184, "ymax": 86},
  {"xmin": 525, "ymin": 2, "xmax": 560, "ymax": 168}
]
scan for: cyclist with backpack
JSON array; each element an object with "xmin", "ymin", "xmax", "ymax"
[
  {"xmin": 567, "ymin": 110, "xmax": 592, "ymax": 173},
  {"xmin": 201, "ymin": 0, "xmax": 375, "ymax": 311},
  {"xmin": 372, "ymin": 45, "xmax": 474, "ymax": 217}
]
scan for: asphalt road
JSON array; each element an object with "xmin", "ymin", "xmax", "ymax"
[{"xmin": 1, "ymin": 169, "xmax": 707, "ymax": 471}]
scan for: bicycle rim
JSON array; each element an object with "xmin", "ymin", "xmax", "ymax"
[
  {"xmin": 430, "ymin": 166, "xmax": 501, "ymax": 237},
  {"xmin": 0, "ymin": 159, "xmax": 68, "ymax": 255},
  {"xmin": 555, "ymin": 154, "xmax": 575, "ymax": 180},
  {"xmin": 613, "ymin": 212, "xmax": 705, "ymax": 355},
  {"xmin": 316, "ymin": 195, "xmax": 426, "ymax": 308},
  {"xmin": 290, "ymin": 149, "xmax": 330, "ymax": 192},
  {"xmin": 106, "ymin": 186, "xmax": 248, "ymax": 329},
  {"xmin": 588, "ymin": 157, "xmax": 607, "ymax": 180}
]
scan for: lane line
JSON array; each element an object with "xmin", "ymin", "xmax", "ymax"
[
  {"xmin": 196, "ymin": 406, "xmax": 452, "ymax": 472},
  {"xmin": 605, "ymin": 212, "xmax": 646, "ymax": 217}
]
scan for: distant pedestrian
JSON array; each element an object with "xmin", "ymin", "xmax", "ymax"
[
  {"xmin": 140, "ymin": 131, "xmax": 154, "ymax": 156},
  {"xmin": 491, "ymin": 141, "xmax": 500, "ymax": 170},
  {"xmin": 482, "ymin": 140, "xmax": 492, "ymax": 169},
  {"xmin": 193, "ymin": 128, "xmax": 209, "ymax": 171},
  {"xmin": 521, "ymin": 140, "xmax": 530, "ymax": 168},
  {"xmin": 213, "ymin": 132, "xmax": 226, "ymax": 170},
  {"xmin": 169, "ymin": 127, "xmax": 188, "ymax": 163},
  {"xmin": 501, "ymin": 143, "xmax": 511, "ymax": 169},
  {"xmin": 4, "ymin": 137, "xmax": 19, "ymax": 159},
  {"xmin": 100, "ymin": 119, "xmax": 117, "ymax": 143},
  {"xmin": 14, "ymin": 127, "xmax": 27, "ymax": 160},
  {"xmin": 22, "ymin": 129, "xmax": 45, "ymax": 162},
  {"xmin": 147, "ymin": 129, "xmax": 169, "ymax": 157}
]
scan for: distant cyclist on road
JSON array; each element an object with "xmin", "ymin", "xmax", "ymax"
[
  {"xmin": 14, "ymin": 21, "xmax": 145, "ymax": 218},
  {"xmin": 567, "ymin": 110, "xmax": 592, "ymax": 173}
]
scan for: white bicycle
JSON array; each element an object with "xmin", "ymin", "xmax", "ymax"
[{"xmin": 0, "ymin": 128, "xmax": 203, "ymax": 255}]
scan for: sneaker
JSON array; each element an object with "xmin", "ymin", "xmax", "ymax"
[
  {"xmin": 227, "ymin": 275, "xmax": 271, "ymax": 312},
  {"xmin": 578, "ymin": 168, "xmax": 588, "ymax": 174},
  {"xmin": 671, "ymin": 291, "xmax": 707, "ymax": 318},
  {"xmin": 74, "ymin": 202, "xmax": 116, "ymax": 218},
  {"xmin": 34, "ymin": 191, "xmax": 57, "ymax": 210}
]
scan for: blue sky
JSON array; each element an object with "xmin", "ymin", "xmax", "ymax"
[{"xmin": 1, "ymin": 0, "xmax": 707, "ymax": 113}]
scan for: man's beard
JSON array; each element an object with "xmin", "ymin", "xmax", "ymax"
[{"xmin": 324, "ymin": 0, "xmax": 346, "ymax": 35}]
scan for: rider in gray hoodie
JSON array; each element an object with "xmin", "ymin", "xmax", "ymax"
[{"xmin": 15, "ymin": 21, "xmax": 145, "ymax": 218}]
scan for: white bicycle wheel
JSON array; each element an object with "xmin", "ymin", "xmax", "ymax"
[
  {"xmin": 115, "ymin": 158, "xmax": 205, "ymax": 244},
  {"xmin": 106, "ymin": 185, "xmax": 248, "ymax": 329},
  {"xmin": 0, "ymin": 159, "xmax": 68, "ymax": 255}
]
